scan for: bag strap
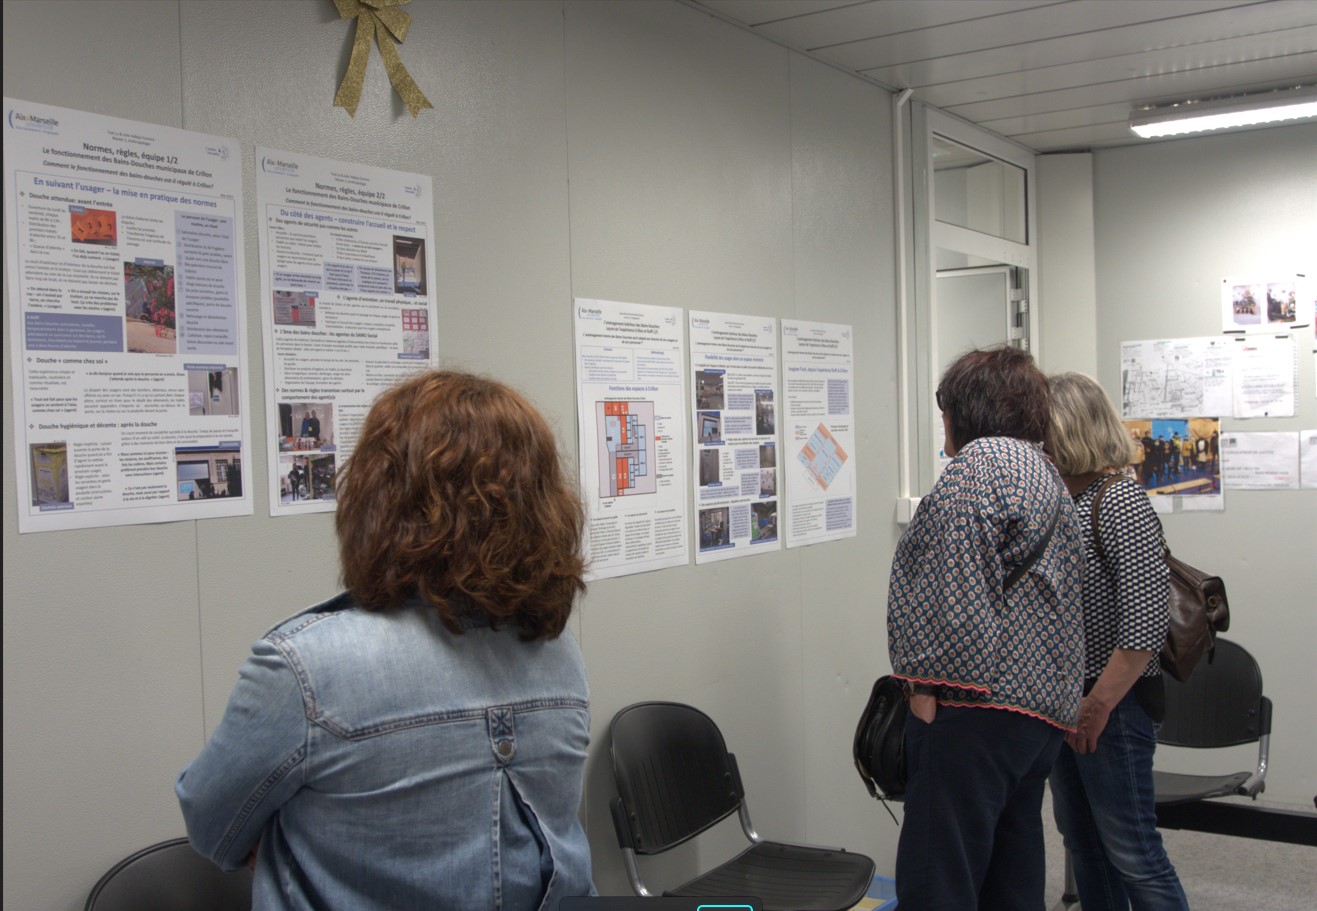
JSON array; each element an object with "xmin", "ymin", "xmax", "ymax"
[
  {"xmin": 1004, "ymin": 488, "xmax": 1063, "ymax": 592},
  {"xmin": 1089, "ymin": 474, "xmax": 1124, "ymax": 561},
  {"xmin": 1090, "ymin": 473, "xmax": 1169, "ymax": 563}
]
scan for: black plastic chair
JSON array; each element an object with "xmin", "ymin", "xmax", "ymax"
[
  {"xmin": 1153, "ymin": 637, "xmax": 1271, "ymax": 806},
  {"xmin": 608, "ymin": 701, "xmax": 875, "ymax": 911},
  {"xmin": 85, "ymin": 837, "xmax": 252, "ymax": 911}
]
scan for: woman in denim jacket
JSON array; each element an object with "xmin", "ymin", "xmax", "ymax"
[{"xmin": 178, "ymin": 370, "xmax": 595, "ymax": 910}]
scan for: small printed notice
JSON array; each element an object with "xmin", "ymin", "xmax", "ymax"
[
  {"xmin": 781, "ymin": 319, "xmax": 856, "ymax": 548},
  {"xmin": 4, "ymin": 98, "xmax": 251, "ymax": 532},
  {"xmin": 1231, "ymin": 334, "xmax": 1296, "ymax": 419},
  {"xmin": 255, "ymin": 148, "xmax": 437, "ymax": 514},
  {"xmin": 1220, "ymin": 431, "xmax": 1300, "ymax": 490},
  {"xmin": 689, "ymin": 311, "xmax": 781, "ymax": 563},
  {"xmin": 1301, "ymin": 430, "xmax": 1317, "ymax": 490},
  {"xmin": 574, "ymin": 299, "xmax": 689, "ymax": 579}
]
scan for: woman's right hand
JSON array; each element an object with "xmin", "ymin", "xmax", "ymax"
[{"xmin": 909, "ymin": 692, "xmax": 937, "ymax": 724}]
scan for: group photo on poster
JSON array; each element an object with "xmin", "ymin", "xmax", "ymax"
[{"xmin": 1123, "ymin": 417, "xmax": 1221, "ymax": 496}]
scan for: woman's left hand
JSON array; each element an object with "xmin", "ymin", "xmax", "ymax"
[{"xmin": 1066, "ymin": 695, "xmax": 1112, "ymax": 753}]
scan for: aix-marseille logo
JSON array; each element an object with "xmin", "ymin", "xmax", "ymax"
[
  {"xmin": 261, "ymin": 156, "xmax": 298, "ymax": 176},
  {"xmin": 8, "ymin": 108, "xmax": 61, "ymax": 134}
]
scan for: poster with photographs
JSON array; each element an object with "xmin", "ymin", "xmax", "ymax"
[
  {"xmin": 256, "ymin": 147, "xmax": 437, "ymax": 516},
  {"xmin": 3, "ymin": 97, "xmax": 251, "ymax": 532}
]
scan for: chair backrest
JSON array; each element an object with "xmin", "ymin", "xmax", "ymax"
[
  {"xmin": 609, "ymin": 701, "xmax": 745, "ymax": 855},
  {"xmin": 1159, "ymin": 637, "xmax": 1272, "ymax": 749},
  {"xmin": 85, "ymin": 838, "xmax": 252, "ymax": 911}
]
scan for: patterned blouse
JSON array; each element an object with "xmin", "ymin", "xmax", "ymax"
[
  {"xmin": 1072, "ymin": 474, "xmax": 1169, "ymax": 680},
  {"xmin": 887, "ymin": 437, "xmax": 1085, "ymax": 731}
]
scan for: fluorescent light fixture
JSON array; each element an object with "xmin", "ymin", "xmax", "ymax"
[{"xmin": 1129, "ymin": 85, "xmax": 1317, "ymax": 138}]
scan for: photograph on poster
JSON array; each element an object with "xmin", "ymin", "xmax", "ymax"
[
  {"xmin": 175, "ymin": 444, "xmax": 242, "ymax": 501},
  {"xmin": 277, "ymin": 402, "xmax": 334, "ymax": 451},
  {"xmin": 400, "ymin": 307, "xmax": 430, "ymax": 358},
  {"xmin": 69, "ymin": 206, "xmax": 117, "ymax": 245},
  {"xmin": 759, "ymin": 468, "xmax": 776, "ymax": 496},
  {"xmin": 695, "ymin": 370, "xmax": 725, "ymax": 409},
  {"xmin": 188, "ymin": 366, "xmax": 240, "ymax": 416},
  {"xmin": 272, "ymin": 290, "xmax": 317, "ymax": 327},
  {"xmin": 755, "ymin": 389, "xmax": 775, "ymax": 435},
  {"xmin": 30, "ymin": 442, "xmax": 70, "ymax": 507},
  {"xmin": 698, "ymin": 448, "xmax": 720, "ymax": 487},
  {"xmin": 759, "ymin": 442, "xmax": 776, "ymax": 468},
  {"xmin": 698, "ymin": 411, "xmax": 722, "ymax": 444},
  {"xmin": 1222, "ymin": 274, "xmax": 1302, "ymax": 332},
  {"xmin": 751, "ymin": 500, "xmax": 778, "ymax": 543},
  {"xmin": 1123, "ymin": 417, "xmax": 1220, "ymax": 496},
  {"xmin": 279, "ymin": 452, "xmax": 337, "ymax": 504},
  {"xmin": 698, "ymin": 505, "xmax": 731, "ymax": 550},
  {"xmin": 124, "ymin": 260, "xmax": 176, "ymax": 354},
  {"xmin": 392, "ymin": 236, "xmax": 426, "ymax": 295}
]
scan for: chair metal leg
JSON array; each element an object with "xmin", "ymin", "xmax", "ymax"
[{"xmin": 1061, "ymin": 850, "xmax": 1079, "ymax": 906}]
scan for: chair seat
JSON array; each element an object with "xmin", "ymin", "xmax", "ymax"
[
  {"xmin": 1153, "ymin": 770, "xmax": 1252, "ymax": 806},
  {"xmin": 666, "ymin": 841, "xmax": 874, "ymax": 911}
]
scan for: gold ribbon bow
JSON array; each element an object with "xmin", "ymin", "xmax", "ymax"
[{"xmin": 333, "ymin": 0, "xmax": 433, "ymax": 118}]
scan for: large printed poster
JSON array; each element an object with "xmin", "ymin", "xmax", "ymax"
[
  {"xmin": 781, "ymin": 319, "xmax": 856, "ymax": 548},
  {"xmin": 255, "ymin": 148, "xmax": 437, "ymax": 514},
  {"xmin": 574, "ymin": 299, "xmax": 689, "ymax": 579},
  {"xmin": 689, "ymin": 311, "xmax": 781, "ymax": 563},
  {"xmin": 4, "ymin": 98, "xmax": 251, "ymax": 532}
]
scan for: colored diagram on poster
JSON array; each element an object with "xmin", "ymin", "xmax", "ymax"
[
  {"xmin": 798, "ymin": 423, "xmax": 848, "ymax": 491},
  {"xmin": 597, "ymin": 401, "xmax": 657, "ymax": 498}
]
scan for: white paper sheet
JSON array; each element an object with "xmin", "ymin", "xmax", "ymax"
[
  {"xmin": 255, "ymin": 148, "xmax": 437, "ymax": 514},
  {"xmin": 781, "ymin": 320, "xmax": 857, "ymax": 548},
  {"xmin": 574, "ymin": 299, "xmax": 689, "ymax": 579},
  {"xmin": 1230, "ymin": 335, "xmax": 1296, "ymax": 419},
  {"xmin": 1120, "ymin": 336, "xmax": 1233, "ymax": 419},
  {"xmin": 1299, "ymin": 430, "xmax": 1317, "ymax": 490},
  {"xmin": 4, "ymin": 98, "xmax": 251, "ymax": 532},
  {"xmin": 1220, "ymin": 432, "xmax": 1300, "ymax": 490},
  {"xmin": 688, "ymin": 311, "xmax": 782, "ymax": 563}
]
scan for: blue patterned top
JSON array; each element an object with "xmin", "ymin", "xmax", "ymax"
[{"xmin": 887, "ymin": 437, "xmax": 1085, "ymax": 731}]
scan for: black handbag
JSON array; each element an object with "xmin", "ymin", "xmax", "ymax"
[
  {"xmin": 855, "ymin": 492, "xmax": 1064, "ymax": 814},
  {"xmin": 1091, "ymin": 475, "xmax": 1230, "ymax": 683}
]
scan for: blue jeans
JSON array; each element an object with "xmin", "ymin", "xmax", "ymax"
[
  {"xmin": 897, "ymin": 705, "xmax": 1063, "ymax": 911},
  {"xmin": 1049, "ymin": 691, "xmax": 1189, "ymax": 911}
]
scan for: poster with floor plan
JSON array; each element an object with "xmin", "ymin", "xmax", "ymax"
[
  {"xmin": 574, "ymin": 298, "xmax": 689, "ymax": 579},
  {"xmin": 781, "ymin": 319, "xmax": 856, "ymax": 548},
  {"xmin": 689, "ymin": 311, "xmax": 781, "ymax": 563}
]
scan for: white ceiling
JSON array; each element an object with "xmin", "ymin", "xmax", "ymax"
[{"xmin": 684, "ymin": 0, "xmax": 1317, "ymax": 152}]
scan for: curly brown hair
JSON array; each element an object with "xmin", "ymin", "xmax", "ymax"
[
  {"xmin": 937, "ymin": 345, "xmax": 1049, "ymax": 451},
  {"xmin": 335, "ymin": 370, "xmax": 586, "ymax": 639}
]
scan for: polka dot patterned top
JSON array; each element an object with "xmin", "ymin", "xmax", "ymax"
[
  {"xmin": 887, "ymin": 436, "xmax": 1085, "ymax": 731},
  {"xmin": 1073, "ymin": 475, "xmax": 1169, "ymax": 680}
]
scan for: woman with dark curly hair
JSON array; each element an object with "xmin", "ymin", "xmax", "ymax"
[
  {"xmin": 177, "ymin": 370, "xmax": 595, "ymax": 911},
  {"xmin": 887, "ymin": 346, "xmax": 1085, "ymax": 910}
]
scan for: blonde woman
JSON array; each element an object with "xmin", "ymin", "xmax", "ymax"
[{"xmin": 1044, "ymin": 372, "xmax": 1188, "ymax": 911}]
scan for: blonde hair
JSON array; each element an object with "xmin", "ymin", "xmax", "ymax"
[{"xmin": 1045, "ymin": 372, "xmax": 1136, "ymax": 475}]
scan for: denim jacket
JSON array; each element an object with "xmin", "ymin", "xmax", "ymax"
[{"xmin": 176, "ymin": 593, "xmax": 595, "ymax": 911}]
